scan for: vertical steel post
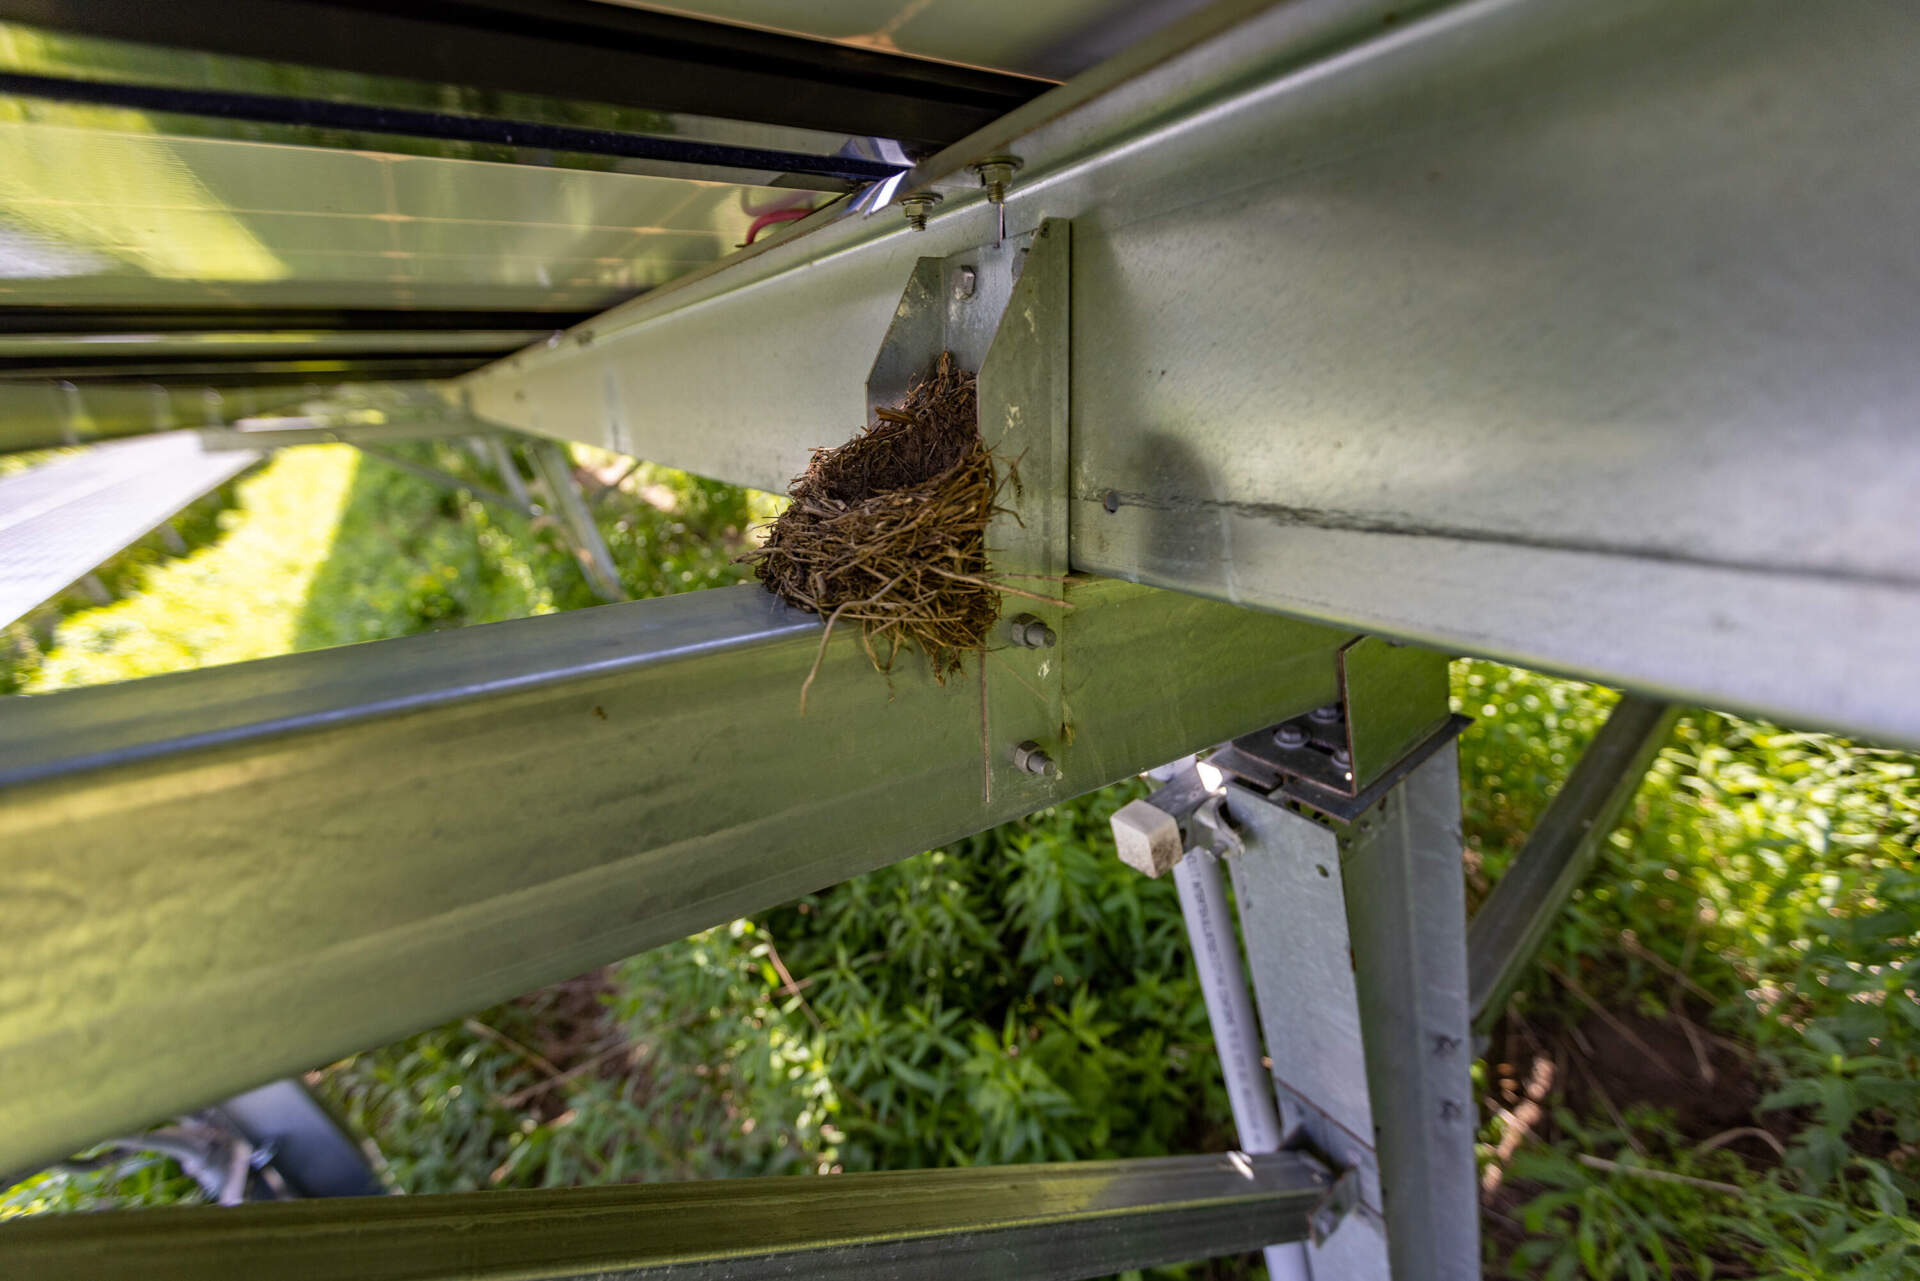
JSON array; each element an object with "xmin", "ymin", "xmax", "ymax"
[
  {"xmin": 1339, "ymin": 747, "xmax": 1478, "ymax": 1280},
  {"xmin": 1230, "ymin": 735, "xmax": 1476, "ymax": 1278},
  {"xmin": 1229, "ymin": 789, "xmax": 1394, "ymax": 1280}
]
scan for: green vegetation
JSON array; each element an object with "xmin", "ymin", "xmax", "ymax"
[
  {"xmin": 1464, "ymin": 672, "xmax": 1919, "ymax": 1278},
  {"xmin": 2, "ymin": 441, "xmax": 1914, "ymax": 1280}
]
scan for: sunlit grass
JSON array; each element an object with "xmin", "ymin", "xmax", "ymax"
[{"xmin": 27, "ymin": 445, "xmax": 358, "ymax": 691}]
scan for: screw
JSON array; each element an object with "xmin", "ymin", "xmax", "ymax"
[
  {"xmin": 1331, "ymin": 746, "xmax": 1352, "ymax": 769},
  {"xmin": 1309, "ymin": 704, "xmax": 1341, "ymax": 724},
  {"xmin": 1274, "ymin": 723, "xmax": 1309, "ymax": 749},
  {"xmin": 898, "ymin": 190, "xmax": 942, "ymax": 231},
  {"xmin": 1009, "ymin": 614, "xmax": 1056, "ymax": 648},
  {"xmin": 1013, "ymin": 741, "xmax": 1056, "ymax": 777},
  {"xmin": 973, "ymin": 155, "xmax": 1022, "ymax": 244},
  {"xmin": 953, "ymin": 266, "xmax": 977, "ymax": 301},
  {"xmin": 972, "ymin": 155, "xmax": 1023, "ymax": 204}
]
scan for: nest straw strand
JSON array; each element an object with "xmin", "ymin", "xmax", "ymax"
[{"xmin": 746, "ymin": 352, "xmax": 1005, "ymax": 688}]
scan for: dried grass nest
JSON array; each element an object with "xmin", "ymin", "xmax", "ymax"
[{"xmin": 746, "ymin": 352, "xmax": 1010, "ymax": 691}]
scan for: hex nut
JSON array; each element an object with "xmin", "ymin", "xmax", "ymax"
[
  {"xmin": 971, "ymin": 154, "xmax": 1023, "ymax": 203},
  {"xmin": 1009, "ymin": 613, "xmax": 1057, "ymax": 649},
  {"xmin": 898, "ymin": 191, "xmax": 943, "ymax": 231},
  {"xmin": 1110, "ymin": 799, "xmax": 1182, "ymax": 878}
]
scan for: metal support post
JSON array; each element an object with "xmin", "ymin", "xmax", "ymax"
[
  {"xmin": 527, "ymin": 439, "xmax": 626, "ymax": 602},
  {"xmin": 480, "ymin": 435, "xmax": 534, "ymax": 514},
  {"xmin": 1227, "ymin": 700, "xmax": 1477, "ymax": 1278},
  {"xmin": 1467, "ymin": 695, "xmax": 1680, "ymax": 1028}
]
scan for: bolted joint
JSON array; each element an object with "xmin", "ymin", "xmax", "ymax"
[
  {"xmin": 1012, "ymin": 740, "xmax": 1057, "ymax": 778},
  {"xmin": 898, "ymin": 190, "xmax": 943, "ymax": 231},
  {"xmin": 1008, "ymin": 613, "xmax": 1057, "ymax": 649},
  {"xmin": 1309, "ymin": 1165, "xmax": 1364, "ymax": 1247},
  {"xmin": 971, "ymin": 154, "xmax": 1023, "ymax": 204}
]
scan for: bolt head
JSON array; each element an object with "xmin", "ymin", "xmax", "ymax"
[
  {"xmin": 1274, "ymin": 723, "xmax": 1309, "ymax": 749},
  {"xmin": 952, "ymin": 266, "xmax": 977, "ymax": 300},
  {"xmin": 1012, "ymin": 740, "xmax": 1056, "ymax": 778},
  {"xmin": 1309, "ymin": 704, "xmax": 1341, "ymax": 724}
]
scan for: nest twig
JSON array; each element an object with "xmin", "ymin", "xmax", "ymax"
[{"xmin": 745, "ymin": 352, "xmax": 1009, "ymax": 700}]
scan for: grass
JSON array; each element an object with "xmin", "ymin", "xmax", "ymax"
[
  {"xmin": 1, "ymin": 440, "xmax": 1914, "ymax": 1280},
  {"xmin": 23, "ymin": 445, "xmax": 358, "ymax": 690}
]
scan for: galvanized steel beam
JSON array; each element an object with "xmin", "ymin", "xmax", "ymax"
[
  {"xmin": 0, "ymin": 578, "xmax": 1348, "ymax": 1172},
  {"xmin": 0, "ymin": 1151, "xmax": 1327, "ymax": 1281},
  {"xmin": 454, "ymin": 0, "xmax": 1920, "ymax": 746},
  {"xmin": 1467, "ymin": 696, "xmax": 1681, "ymax": 1029}
]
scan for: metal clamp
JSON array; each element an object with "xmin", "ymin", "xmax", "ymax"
[{"xmin": 1308, "ymin": 1164, "xmax": 1364, "ymax": 1247}]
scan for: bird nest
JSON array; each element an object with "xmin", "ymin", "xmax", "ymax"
[{"xmin": 747, "ymin": 352, "xmax": 1007, "ymax": 695}]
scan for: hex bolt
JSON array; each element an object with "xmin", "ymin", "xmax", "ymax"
[
  {"xmin": 1331, "ymin": 746, "xmax": 1352, "ymax": 770},
  {"xmin": 952, "ymin": 266, "xmax": 977, "ymax": 301},
  {"xmin": 898, "ymin": 190, "xmax": 942, "ymax": 231},
  {"xmin": 1009, "ymin": 613, "xmax": 1056, "ymax": 649},
  {"xmin": 971, "ymin": 154, "xmax": 1023, "ymax": 204},
  {"xmin": 1013, "ymin": 740, "xmax": 1056, "ymax": 777},
  {"xmin": 1309, "ymin": 703, "xmax": 1342, "ymax": 724},
  {"xmin": 1274, "ymin": 723, "xmax": 1309, "ymax": 749}
]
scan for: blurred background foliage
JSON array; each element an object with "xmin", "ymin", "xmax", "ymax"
[{"xmin": 1, "ymin": 441, "xmax": 1914, "ymax": 1279}]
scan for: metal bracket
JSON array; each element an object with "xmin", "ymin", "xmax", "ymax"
[
  {"xmin": 1191, "ymin": 793, "xmax": 1243, "ymax": 858},
  {"xmin": 1310, "ymin": 1164, "xmax": 1365, "ymax": 1247},
  {"xmin": 863, "ymin": 219, "xmax": 1071, "ymax": 804},
  {"xmin": 1211, "ymin": 637, "xmax": 1455, "ymax": 810}
]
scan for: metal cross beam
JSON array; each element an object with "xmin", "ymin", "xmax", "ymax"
[
  {"xmin": 0, "ymin": 1152, "xmax": 1329, "ymax": 1281},
  {"xmin": 449, "ymin": 0, "xmax": 1920, "ymax": 747},
  {"xmin": 0, "ymin": 578, "xmax": 1350, "ymax": 1174},
  {"xmin": 1467, "ymin": 695, "xmax": 1682, "ymax": 1029}
]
